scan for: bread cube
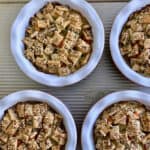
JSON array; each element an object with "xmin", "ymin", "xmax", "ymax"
[
  {"xmin": 30, "ymin": 131, "xmax": 38, "ymax": 139},
  {"xmin": 59, "ymin": 54, "xmax": 71, "ymax": 66},
  {"xmin": 1, "ymin": 113, "xmax": 11, "ymax": 131},
  {"xmin": 82, "ymin": 30, "xmax": 93, "ymax": 41},
  {"xmin": 127, "ymin": 119, "xmax": 141, "ymax": 137},
  {"xmin": 128, "ymin": 44, "xmax": 139, "ymax": 57},
  {"xmin": 51, "ymin": 145, "xmax": 61, "ymax": 150},
  {"xmin": 140, "ymin": 49, "xmax": 150, "ymax": 64},
  {"xmin": 6, "ymin": 120, "xmax": 19, "ymax": 135},
  {"xmin": 47, "ymin": 60, "xmax": 61, "ymax": 74},
  {"xmin": 69, "ymin": 13, "xmax": 83, "ymax": 27},
  {"xmin": 28, "ymin": 139, "xmax": 40, "ymax": 150},
  {"xmin": 39, "ymin": 103, "xmax": 48, "ymax": 115},
  {"xmin": 65, "ymin": 31, "xmax": 79, "ymax": 42},
  {"xmin": 58, "ymin": 67, "xmax": 71, "ymax": 76},
  {"xmin": 131, "ymin": 32, "xmax": 144, "ymax": 43},
  {"xmin": 52, "ymin": 5, "xmax": 68, "ymax": 18},
  {"xmin": 18, "ymin": 143, "xmax": 27, "ymax": 150},
  {"xmin": 37, "ymin": 130, "xmax": 45, "ymax": 143},
  {"xmin": 51, "ymin": 128, "xmax": 66, "ymax": 145},
  {"xmin": 24, "ymin": 104, "xmax": 33, "ymax": 117},
  {"xmin": 101, "ymin": 139, "xmax": 116, "ymax": 150},
  {"xmin": 80, "ymin": 54, "xmax": 90, "ymax": 66},
  {"xmin": 35, "ymin": 57, "xmax": 48, "ymax": 71},
  {"xmin": 7, "ymin": 137, "xmax": 18, "ymax": 150},
  {"xmin": 77, "ymin": 39, "xmax": 91, "ymax": 54},
  {"xmin": 54, "ymin": 114, "xmax": 63, "ymax": 126},
  {"xmin": 37, "ymin": 20, "xmax": 47, "ymax": 29},
  {"xmin": 43, "ymin": 111, "xmax": 54, "ymax": 126},
  {"xmin": 52, "ymin": 32, "xmax": 64, "ymax": 46},
  {"xmin": 144, "ymin": 39, "xmax": 150, "ymax": 49},
  {"xmin": 45, "ymin": 138, "xmax": 53, "ymax": 149},
  {"xmin": 62, "ymin": 39, "xmax": 75, "ymax": 50},
  {"xmin": 69, "ymin": 24, "xmax": 81, "ymax": 34},
  {"xmin": 69, "ymin": 50, "xmax": 82, "ymax": 66},
  {"xmin": 45, "ymin": 13, "xmax": 54, "ymax": 22},
  {"xmin": 141, "ymin": 112, "xmax": 150, "ymax": 132},
  {"xmin": 33, "ymin": 116, "xmax": 42, "ymax": 128},
  {"xmin": 112, "ymin": 110, "xmax": 127, "ymax": 125},
  {"xmin": 116, "ymin": 143, "xmax": 125, "ymax": 150},
  {"xmin": 33, "ymin": 104, "xmax": 41, "ymax": 115},
  {"xmin": 140, "ymin": 15, "xmax": 150, "ymax": 24},
  {"xmin": 0, "ymin": 132, "xmax": 8, "ymax": 143},
  {"xmin": 44, "ymin": 45, "xmax": 54, "ymax": 55},
  {"xmin": 56, "ymin": 16, "xmax": 70, "ymax": 29},
  {"xmin": 43, "ymin": 3, "xmax": 54, "ymax": 13},
  {"xmin": 25, "ymin": 49, "xmax": 35, "ymax": 63},
  {"xmin": 110, "ymin": 126, "xmax": 120, "ymax": 140}
]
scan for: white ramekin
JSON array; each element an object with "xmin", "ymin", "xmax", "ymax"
[
  {"xmin": 81, "ymin": 90, "xmax": 150, "ymax": 150},
  {"xmin": 0, "ymin": 90, "xmax": 77, "ymax": 150},
  {"xmin": 110, "ymin": 0, "xmax": 150, "ymax": 87},
  {"xmin": 11, "ymin": 0, "xmax": 104, "ymax": 87}
]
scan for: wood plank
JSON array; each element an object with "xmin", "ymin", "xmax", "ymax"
[
  {"xmin": 0, "ymin": 0, "xmax": 129, "ymax": 3},
  {"xmin": 0, "ymin": 2, "xmax": 149, "ymax": 149}
]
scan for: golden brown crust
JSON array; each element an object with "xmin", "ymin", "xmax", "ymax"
[
  {"xmin": 0, "ymin": 102, "xmax": 67, "ymax": 150},
  {"xmin": 24, "ymin": 2, "xmax": 93, "ymax": 76}
]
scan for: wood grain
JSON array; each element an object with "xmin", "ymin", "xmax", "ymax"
[{"xmin": 0, "ymin": 2, "xmax": 149, "ymax": 149}]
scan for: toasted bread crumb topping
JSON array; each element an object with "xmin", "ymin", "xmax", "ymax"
[
  {"xmin": 94, "ymin": 101, "xmax": 150, "ymax": 150},
  {"xmin": 120, "ymin": 6, "xmax": 150, "ymax": 77},
  {"xmin": 24, "ymin": 2, "xmax": 93, "ymax": 76},
  {"xmin": 0, "ymin": 102, "xmax": 67, "ymax": 150}
]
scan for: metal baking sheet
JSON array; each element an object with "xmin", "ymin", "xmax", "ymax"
[{"xmin": 0, "ymin": 0, "xmax": 149, "ymax": 149}]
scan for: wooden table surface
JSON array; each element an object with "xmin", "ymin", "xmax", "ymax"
[{"xmin": 1, "ymin": 0, "xmax": 149, "ymax": 149}]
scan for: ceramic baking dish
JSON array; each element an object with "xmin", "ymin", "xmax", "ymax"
[
  {"xmin": 82, "ymin": 90, "xmax": 150, "ymax": 150},
  {"xmin": 0, "ymin": 90, "xmax": 77, "ymax": 150},
  {"xmin": 11, "ymin": 0, "xmax": 105, "ymax": 87},
  {"xmin": 110, "ymin": 0, "xmax": 150, "ymax": 87}
]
